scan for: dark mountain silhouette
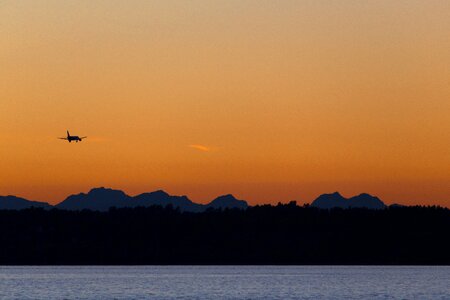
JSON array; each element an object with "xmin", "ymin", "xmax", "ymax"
[
  {"xmin": 311, "ymin": 192, "xmax": 386, "ymax": 209},
  {"xmin": 348, "ymin": 193, "xmax": 386, "ymax": 209},
  {"xmin": 132, "ymin": 190, "xmax": 204, "ymax": 212},
  {"xmin": 207, "ymin": 194, "xmax": 248, "ymax": 210},
  {"xmin": 56, "ymin": 187, "xmax": 130, "ymax": 211},
  {"xmin": 311, "ymin": 192, "xmax": 347, "ymax": 209},
  {"xmin": 0, "ymin": 188, "xmax": 399, "ymax": 211},
  {"xmin": 55, "ymin": 187, "xmax": 248, "ymax": 212},
  {"xmin": 0, "ymin": 196, "xmax": 50, "ymax": 210}
]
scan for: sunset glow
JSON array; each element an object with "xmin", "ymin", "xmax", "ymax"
[{"xmin": 1, "ymin": 1, "xmax": 449, "ymax": 206}]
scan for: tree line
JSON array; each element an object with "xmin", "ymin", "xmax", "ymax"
[{"xmin": 0, "ymin": 203, "xmax": 449, "ymax": 264}]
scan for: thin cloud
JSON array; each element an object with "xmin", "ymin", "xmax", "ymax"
[{"xmin": 189, "ymin": 144, "xmax": 211, "ymax": 152}]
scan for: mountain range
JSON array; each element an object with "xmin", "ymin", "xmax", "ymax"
[
  {"xmin": 0, "ymin": 188, "xmax": 389, "ymax": 211},
  {"xmin": 310, "ymin": 192, "xmax": 386, "ymax": 209},
  {"xmin": 0, "ymin": 187, "xmax": 248, "ymax": 212}
]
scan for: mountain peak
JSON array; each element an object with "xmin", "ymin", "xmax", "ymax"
[
  {"xmin": 354, "ymin": 193, "xmax": 375, "ymax": 198},
  {"xmin": 323, "ymin": 192, "xmax": 344, "ymax": 198},
  {"xmin": 311, "ymin": 192, "xmax": 347, "ymax": 209},
  {"xmin": 208, "ymin": 194, "xmax": 248, "ymax": 209},
  {"xmin": 312, "ymin": 192, "xmax": 385, "ymax": 209},
  {"xmin": 88, "ymin": 187, "xmax": 127, "ymax": 196},
  {"xmin": 148, "ymin": 190, "xmax": 170, "ymax": 197},
  {"xmin": 348, "ymin": 193, "xmax": 385, "ymax": 209},
  {"xmin": 57, "ymin": 187, "xmax": 129, "ymax": 211},
  {"xmin": 215, "ymin": 194, "xmax": 237, "ymax": 201}
]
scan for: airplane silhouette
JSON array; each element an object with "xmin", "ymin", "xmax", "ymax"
[{"xmin": 58, "ymin": 130, "xmax": 87, "ymax": 143}]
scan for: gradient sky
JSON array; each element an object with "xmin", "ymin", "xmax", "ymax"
[{"xmin": 1, "ymin": 0, "xmax": 449, "ymax": 206}]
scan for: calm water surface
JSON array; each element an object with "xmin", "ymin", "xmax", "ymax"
[{"xmin": 0, "ymin": 266, "xmax": 449, "ymax": 299}]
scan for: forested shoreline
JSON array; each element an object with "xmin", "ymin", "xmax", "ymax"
[{"xmin": 0, "ymin": 204, "xmax": 449, "ymax": 265}]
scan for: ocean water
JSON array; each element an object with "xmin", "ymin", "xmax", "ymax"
[{"xmin": 0, "ymin": 266, "xmax": 449, "ymax": 299}]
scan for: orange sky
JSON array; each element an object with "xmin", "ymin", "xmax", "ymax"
[{"xmin": 1, "ymin": 1, "xmax": 449, "ymax": 206}]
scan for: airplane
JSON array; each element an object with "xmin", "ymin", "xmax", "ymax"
[{"xmin": 58, "ymin": 130, "xmax": 87, "ymax": 143}]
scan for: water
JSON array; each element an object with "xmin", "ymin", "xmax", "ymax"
[{"xmin": 0, "ymin": 266, "xmax": 448, "ymax": 299}]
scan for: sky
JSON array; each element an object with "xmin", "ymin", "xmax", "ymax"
[{"xmin": 1, "ymin": 0, "xmax": 449, "ymax": 206}]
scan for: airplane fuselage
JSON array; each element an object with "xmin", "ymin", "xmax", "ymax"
[
  {"xmin": 68, "ymin": 136, "xmax": 82, "ymax": 142},
  {"xmin": 59, "ymin": 131, "xmax": 86, "ymax": 143}
]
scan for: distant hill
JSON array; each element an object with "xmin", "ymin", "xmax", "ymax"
[
  {"xmin": 311, "ymin": 192, "xmax": 386, "ymax": 209},
  {"xmin": 348, "ymin": 193, "xmax": 386, "ymax": 209},
  {"xmin": 207, "ymin": 194, "xmax": 248, "ymax": 210},
  {"xmin": 55, "ymin": 187, "xmax": 248, "ymax": 212},
  {"xmin": 0, "ymin": 196, "xmax": 50, "ymax": 210},
  {"xmin": 311, "ymin": 192, "xmax": 348, "ymax": 209},
  {"xmin": 56, "ymin": 187, "xmax": 130, "ymax": 211},
  {"xmin": 132, "ymin": 190, "xmax": 204, "ymax": 212}
]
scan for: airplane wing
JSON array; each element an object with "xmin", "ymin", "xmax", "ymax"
[
  {"xmin": 58, "ymin": 137, "xmax": 68, "ymax": 140},
  {"xmin": 80, "ymin": 136, "xmax": 87, "ymax": 140}
]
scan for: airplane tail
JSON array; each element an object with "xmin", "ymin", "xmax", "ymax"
[{"xmin": 67, "ymin": 130, "xmax": 70, "ymax": 138}]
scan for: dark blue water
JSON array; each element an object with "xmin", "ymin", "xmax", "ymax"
[{"xmin": 0, "ymin": 266, "xmax": 449, "ymax": 299}]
